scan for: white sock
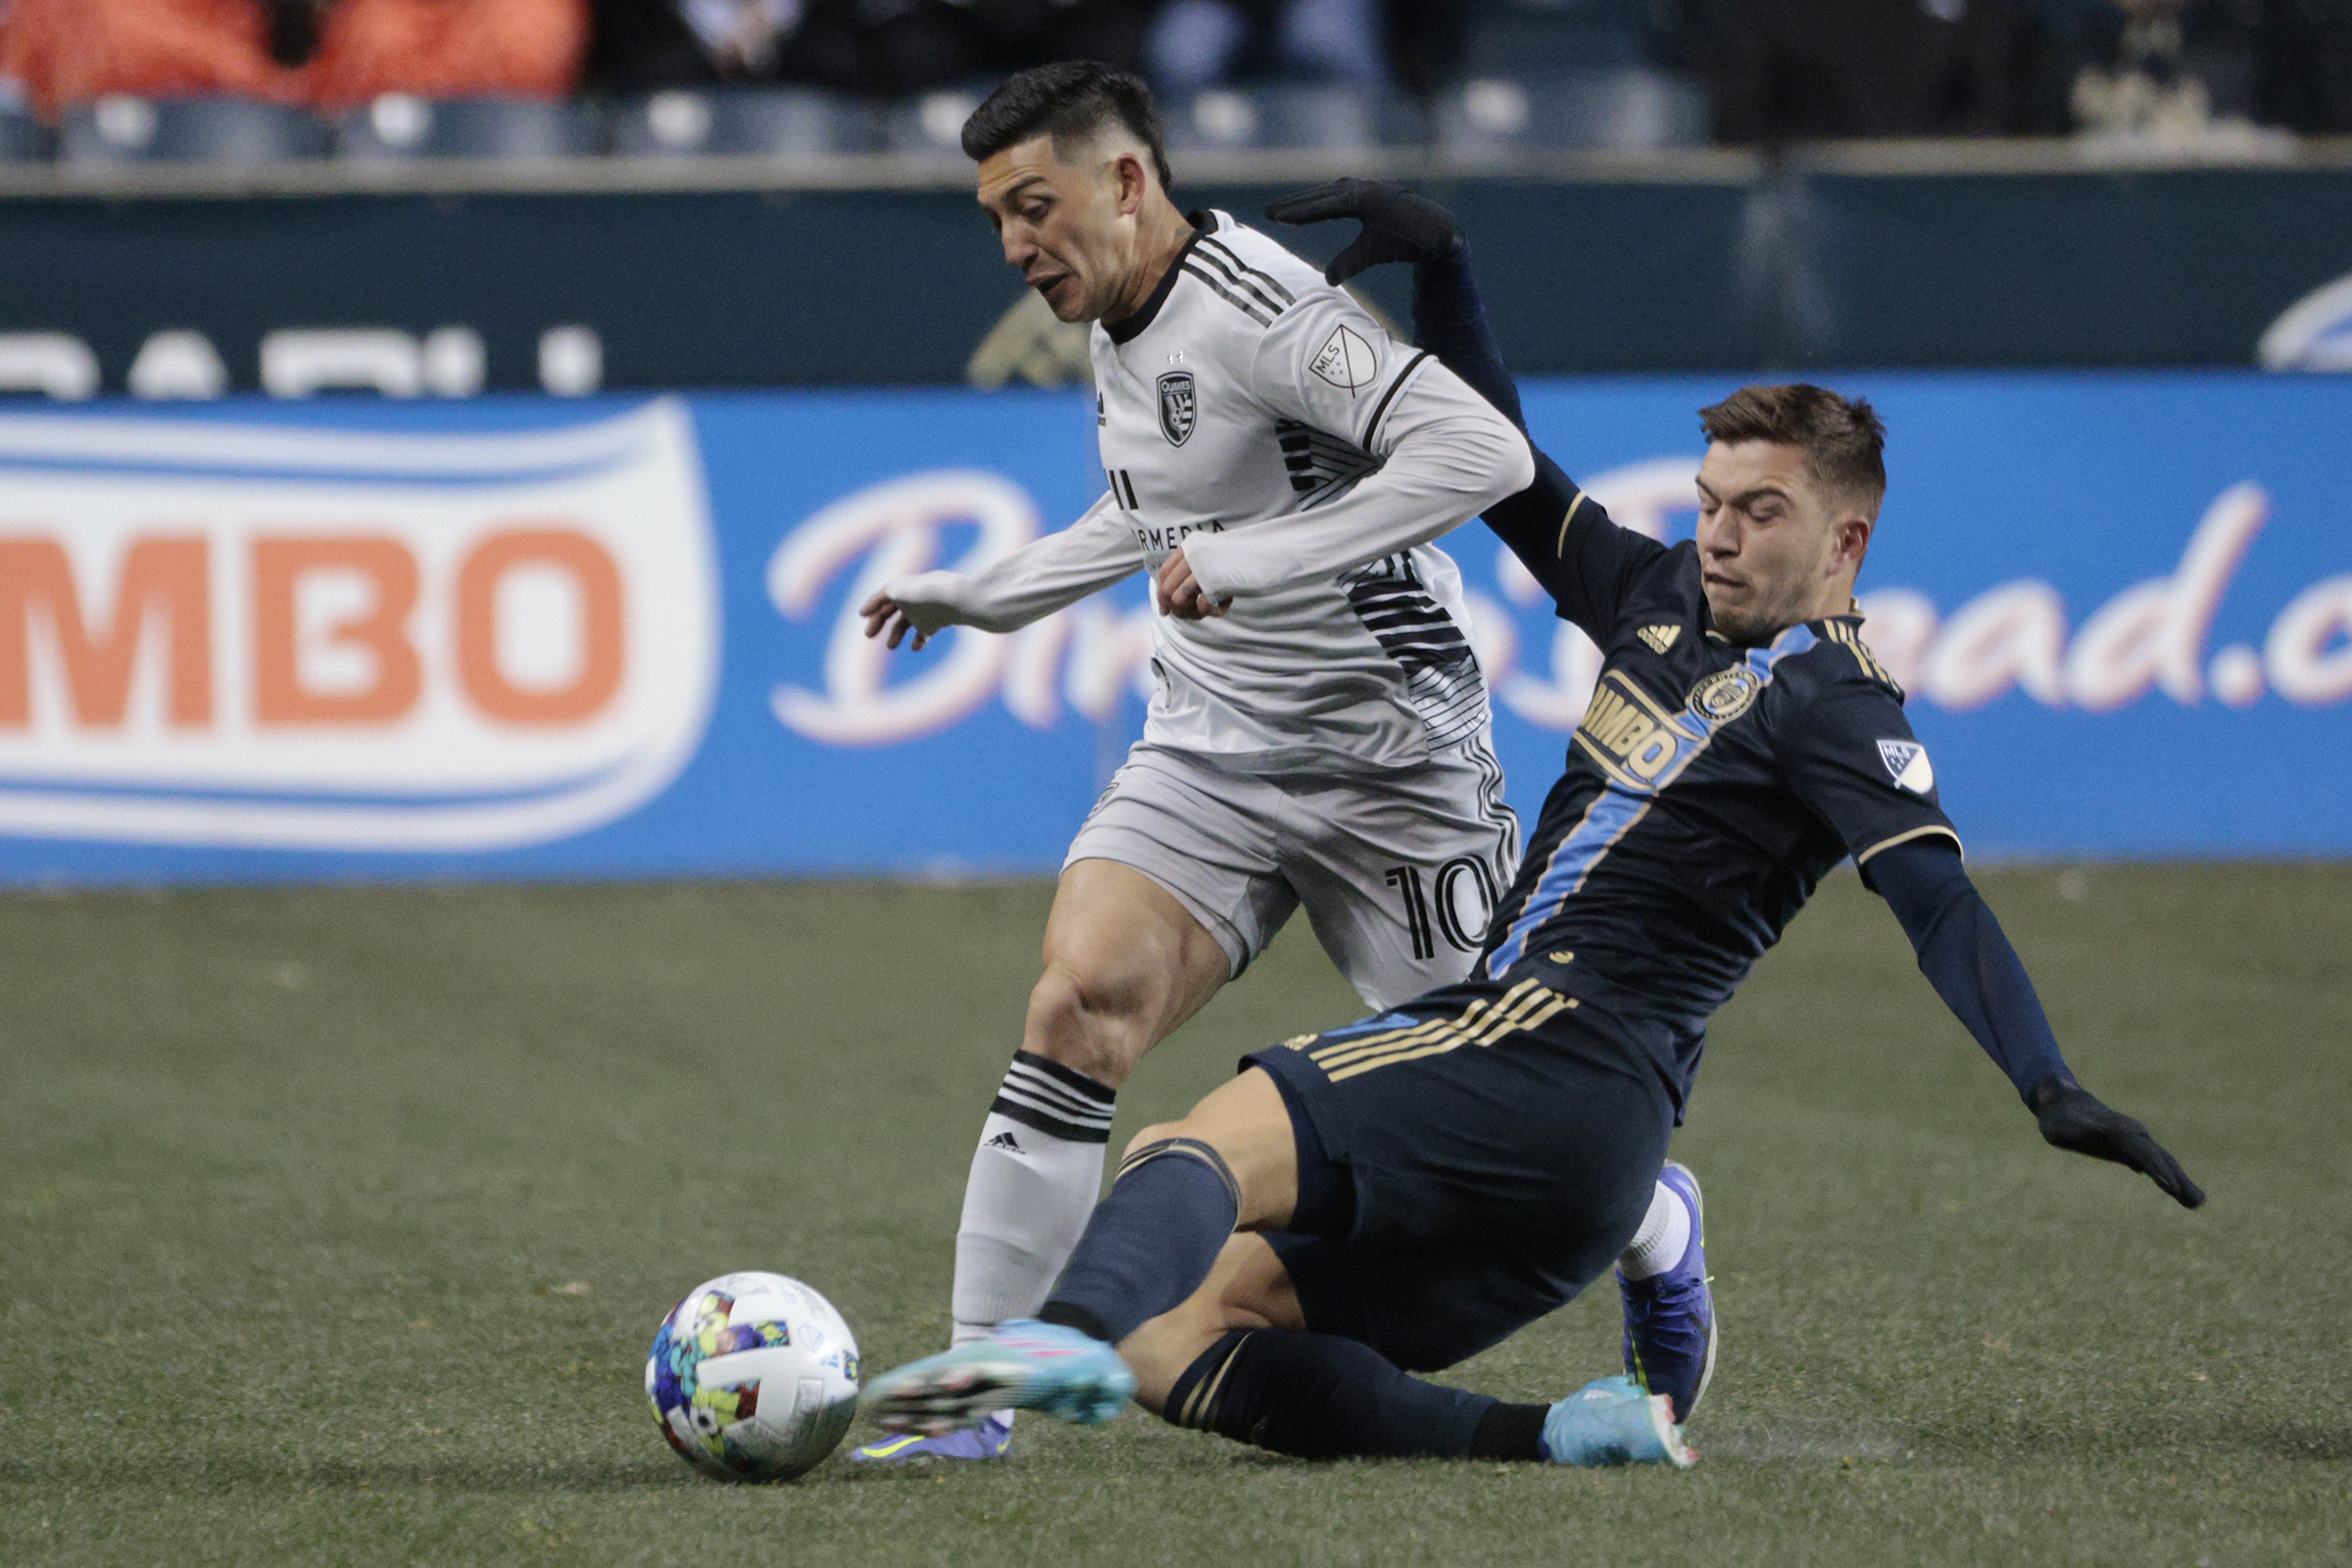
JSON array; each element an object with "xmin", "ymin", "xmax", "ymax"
[
  {"xmin": 952, "ymin": 1052, "xmax": 1118, "ymax": 1420},
  {"xmin": 1618, "ymin": 1179, "xmax": 1691, "ymax": 1280}
]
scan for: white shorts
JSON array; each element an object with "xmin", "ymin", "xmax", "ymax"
[{"xmin": 1062, "ymin": 735, "xmax": 1522, "ymax": 1011}]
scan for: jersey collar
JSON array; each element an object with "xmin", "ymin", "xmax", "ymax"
[
  {"xmin": 1104, "ymin": 209, "xmax": 1215, "ymax": 346},
  {"xmin": 1700, "ymin": 595, "xmax": 1868, "ymax": 648}
]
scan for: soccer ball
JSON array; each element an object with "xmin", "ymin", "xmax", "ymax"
[{"xmin": 645, "ymin": 1271, "xmax": 860, "ymax": 1482}]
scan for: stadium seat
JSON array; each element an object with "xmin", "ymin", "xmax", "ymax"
[
  {"xmin": 58, "ymin": 96, "xmax": 332, "ymax": 167},
  {"xmin": 336, "ymin": 95, "xmax": 607, "ymax": 161},
  {"xmin": 612, "ymin": 89, "xmax": 880, "ymax": 158},
  {"xmin": 1436, "ymin": 71, "xmax": 1709, "ymax": 152},
  {"xmin": 882, "ymin": 88, "xmax": 987, "ymax": 160},
  {"xmin": 1164, "ymin": 84, "xmax": 1427, "ymax": 154},
  {"xmin": 0, "ymin": 107, "xmax": 51, "ymax": 163}
]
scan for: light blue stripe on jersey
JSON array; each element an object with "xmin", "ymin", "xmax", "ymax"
[{"xmin": 1485, "ymin": 624, "xmax": 1819, "ymax": 978}]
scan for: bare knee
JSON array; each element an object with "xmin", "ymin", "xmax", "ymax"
[
  {"xmin": 1121, "ymin": 1121, "xmax": 1184, "ymax": 1164},
  {"xmin": 1023, "ymin": 961, "xmax": 1152, "ymax": 1087},
  {"xmin": 1117, "ymin": 1070, "xmax": 1298, "ymax": 1230}
]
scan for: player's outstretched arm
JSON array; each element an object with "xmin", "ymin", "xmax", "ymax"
[
  {"xmin": 1168, "ymin": 278, "xmax": 1531, "ymax": 604},
  {"xmin": 1869, "ymin": 838, "xmax": 2207, "ymax": 1209},
  {"xmin": 1265, "ymin": 180, "xmax": 1658, "ymax": 636},
  {"xmin": 1262, "ymin": 179, "xmax": 1521, "ymax": 428},
  {"xmin": 861, "ymin": 492, "xmax": 1146, "ymax": 650}
]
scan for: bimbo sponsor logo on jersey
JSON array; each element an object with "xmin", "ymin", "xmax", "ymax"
[{"xmin": 0, "ymin": 401, "xmax": 718, "ymax": 849}]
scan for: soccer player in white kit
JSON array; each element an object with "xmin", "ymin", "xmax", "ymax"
[{"xmin": 850, "ymin": 64, "xmax": 1698, "ymax": 1462}]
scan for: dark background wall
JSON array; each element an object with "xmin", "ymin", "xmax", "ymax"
[{"xmin": 4, "ymin": 163, "xmax": 2349, "ymax": 391}]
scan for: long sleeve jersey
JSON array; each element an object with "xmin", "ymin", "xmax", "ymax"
[
  {"xmin": 1410, "ymin": 242, "xmax": 2069, "ymax": 1104},
  {"xmin": 884, "ymin": 210, "xmax": 1535, "ymax": 772}
]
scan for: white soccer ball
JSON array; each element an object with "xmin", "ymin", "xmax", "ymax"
[{"xmin": 644, "ymin": 1271, "xmax": 860, "ymax": 1482}]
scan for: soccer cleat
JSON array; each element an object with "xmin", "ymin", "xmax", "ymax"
[
  {"xmin": 1619, "ymin": 1158, "xmax": 1717, "ymax": 1424},
  {"xmin": 863, "ymin": 1319, "xmax": 1135, "ymax": 1438},
  {"xmin": 1541, "ymin": 1375, "xmax": 1695, "ymax": 1468},
  {"xmin": 847, "ymin": 1413, "xmax": 1013, "ymax": 1463}
]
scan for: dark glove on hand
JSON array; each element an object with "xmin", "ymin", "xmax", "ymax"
[
  {"xmin": 1263, "ymin": 178, "xmax": 1463, "ymax": 285},
  {"xmin": 2026, "ymin": 1073, "xmax": 2207, "ymax": 1208}
]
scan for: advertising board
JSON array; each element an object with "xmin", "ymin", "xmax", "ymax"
[{"xmin": 0, "ymin": 374, "xmax": 2345, "ymax": 884}]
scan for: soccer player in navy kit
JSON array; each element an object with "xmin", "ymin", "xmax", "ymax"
[
  {"xmin": 851, "ymin": 66, "xmax": 1709, "ymax": 1465},
  {"xmin": 864, "ymin": 182, "xmax": 2205, "ymax": 1468}
]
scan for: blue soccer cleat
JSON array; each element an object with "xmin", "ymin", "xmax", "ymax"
[
  {"xmin": 863, "ymin": 1319, "xmax": 1134, "ymax": 1438},
  {"xmin": 848, "ymin": 1412, "xmax": 1013, "ymax": 1463},
  {"xmin": 1619, "ymin": 1158, "xmax": 1716, "ymax": 1424},
  {"xmin": 1542, "ymin": 1375, "xmax": 1695, "ymax": 1468}
]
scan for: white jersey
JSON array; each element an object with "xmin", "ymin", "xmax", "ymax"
[{"xmin": 887, "ymin": 210, "xmax": 1533, "ymax": 772}]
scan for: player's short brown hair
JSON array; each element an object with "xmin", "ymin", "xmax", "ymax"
[
  {"xmin": 961, "ymin": 62, "xmax": 1174, "ymax": 193},
  {"xmin": 1699, "ymin": 384, "xmax": 1886, "ymax": 516}
]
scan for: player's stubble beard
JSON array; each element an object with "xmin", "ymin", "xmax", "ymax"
[
  {"xmin": 1704, "ymin": 582, "xmax": 1806, "ymax": 647},
  {"xmin": 1703, "ymin": 539, "xmax": 1853, "ymax": 647}
]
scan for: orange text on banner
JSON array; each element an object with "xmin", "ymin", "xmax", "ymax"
[
  {"xmin": 252, "ymin": 535, "xmax": 422, "ymax": 726},
  {"xmin": 0, "ymin": 535, "xmax": 213, "ymax": 727},
  {"xmin": 455, "ymin": 527, "xmax": 625, "ymax": 725}
]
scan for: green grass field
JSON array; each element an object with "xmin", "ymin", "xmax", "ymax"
[{"xmin": 1, "ymin": 865, "xmax": 2347, "ymax": 1566}]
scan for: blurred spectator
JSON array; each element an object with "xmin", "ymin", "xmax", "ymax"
[
  {"xmin": 2046, "ymin": 0, "xmax": 2259, "ymax": 134},
  {"xmin": 1149, "ymin": 0, "xmax": 1384, "ymax": 90},
  {"xmin": 583, "ymin": 0, "xmax": 1152, "ymax": 97},
  {"xmin": 1671, "ymin": 0, "xmax": 2069, "ymax": 142},
  {"xmin": 0, "ymin": 0, "xmax": 588, "ymax": 119},
  {"xmin": 1143, "ymin": 0, "xmax": 1465, "ymax": 95},
  {"xmin": 0, "ymin": 0, "xmax": 281, "ymax": 117},
  {"xmin": 305, "ymin": 0, "xmax": 589, "ymax": 108}
]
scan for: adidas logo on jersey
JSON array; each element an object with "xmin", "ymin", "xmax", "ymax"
[
  {"xmin": 984, "ymin": 1131, "xmax": 1025, "ymax": 1153},
  {"xmin": 1638, "ymin": 624, "xmax": 1682, "ymax": 655},
  {"xmin": 1878, "ymin": 740, "xmax": 1936, "ymax": 795}
]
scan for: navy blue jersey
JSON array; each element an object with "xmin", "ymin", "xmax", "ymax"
[{"xmin": 1480, "ymin": 487, "xmax": 1959, "ymax": 1109}]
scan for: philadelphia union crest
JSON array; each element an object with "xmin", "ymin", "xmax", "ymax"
[
  {"xmin": 1688, "ymin": 664, "xmax": 1763, "ymax": 724},
  {"xmin": 1157, "ymin": 371, "xmax": 1197, "ymax": 446}
]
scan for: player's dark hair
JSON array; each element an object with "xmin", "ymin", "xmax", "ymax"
[
  {"xmin": 961, "ymin": 62, "xmax": 1174, "ymax": 192},
  {"xmin": 1699, "ymin": 384, "xmax": 1887, "ymax": 516}
]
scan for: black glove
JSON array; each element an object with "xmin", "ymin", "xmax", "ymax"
[
  {"xmin": 2026, "ymin": 1073, "xmax": 2206, "ymax": 1209},
  {"xmin": 1263, "ymin": 178, "xmax": 1462, "ymax": 286}
]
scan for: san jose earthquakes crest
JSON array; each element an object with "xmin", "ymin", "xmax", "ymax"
[{"xmin": 1157, "ymin": 371, "xmax": 1197, "ymax": 446}]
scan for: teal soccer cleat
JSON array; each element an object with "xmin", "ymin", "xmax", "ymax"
[
  {"xmin": 863, "ymin": 1320, "xmax": 1135, "ymax": 1438},
  {"xmin": 1541, "ymin": 1375, "xmax": 1696, "ymax": 1468}
]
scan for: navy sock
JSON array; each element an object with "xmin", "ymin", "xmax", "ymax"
[
  {"xmin": 1164, "ymin": 1329, "xmax": 1542, "ymax": 1460},
  {"xmin": 1037, "ymin": 1138, "xmax": 1240, "ymax": 1346}
]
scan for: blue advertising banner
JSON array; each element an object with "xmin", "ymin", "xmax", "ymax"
[{"xmin": 0, "ymin": 373, "xmax": 2346, "ymax": 885}]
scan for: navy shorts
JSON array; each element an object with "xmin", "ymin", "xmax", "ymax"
[{"xmin": 1243, "ymin": 977, "xmax": 1674, "ymax": 1374}]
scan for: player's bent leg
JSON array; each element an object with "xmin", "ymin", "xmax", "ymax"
[
  {"xmin": 935, "ymin": 859, "xmax": 1235, "ymax": 1454},
  {"xmin": 1120, "ymin": 1234, "xmax": 1305, "ymax": 1412},
  {"xmin": 1024, "ymin": 858, "xmax": 1234, "ymax": 1089},
  {"xmin": 1039, "ymin": 1067, "xmax": 1300, "ymax": 1343},
  {"xmin": 1138, "ymin": 1235, "xmax": 1693, "ymax": 1466},
  {"xmin": 1158, "ymin": 1326, "xmax": 1690, "ymax": 1465},
  {"xmin": 868, "ymin": 1071, "xmax": 1298, "ymax": 1438}
]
